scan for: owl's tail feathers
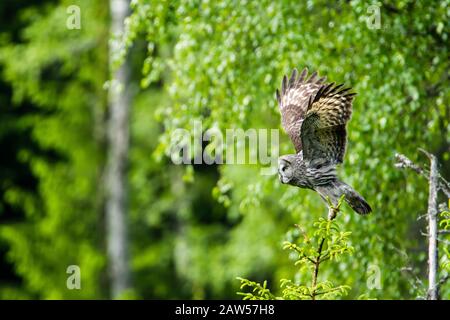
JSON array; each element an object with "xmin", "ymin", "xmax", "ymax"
[
  {"xmin": 340, "ymin": 182, "xmax": 372, "ymax": 215},
  {"xmin": 317, "ymin": 181, "xmax": 372, "ymax": 215}
]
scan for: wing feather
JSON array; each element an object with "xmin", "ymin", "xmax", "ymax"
[
  {"xmin": 277, "ymin": 68, "xmax": 326, "ymax": 153},
  {"xmin": 301, "ymin": 83, "xmax": 356, "ymax": 164}
]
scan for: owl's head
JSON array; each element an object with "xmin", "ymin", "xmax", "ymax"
[{"xmin": 278, "ymin": 155, "xmax": 298, "ymax": 184}]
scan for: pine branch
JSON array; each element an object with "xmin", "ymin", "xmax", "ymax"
[
  {"xmin": 311, "ymin": 237, "xmax": 326, "ymax": 300},
  {"xmin": 237, "ymin": 196, "xmax": 352, "ymax": 300},
  {"xmin": 311, "ymin": 196, "xmax": 344, "ymax": 300}
]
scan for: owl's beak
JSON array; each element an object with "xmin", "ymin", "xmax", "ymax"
[{"xmin": 278, "ymin": 169, "xmax": 287, "ymax": 184}]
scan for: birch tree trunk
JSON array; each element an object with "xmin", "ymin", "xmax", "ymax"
[
  {"xmin": 395, "ymin": 151, "xmax": 445, "ymax": 300},
  {"xmin": 426, "ymin": 152, "xmax": 439, "ymax": 300},
  {"xmin": 106, "ymin": 0, "xmax": 131, "ymax": 299}
]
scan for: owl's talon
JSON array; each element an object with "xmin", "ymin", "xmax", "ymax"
[{"xmin": 328, "ymin": 207, "xmax": 338, "ymax": 220}]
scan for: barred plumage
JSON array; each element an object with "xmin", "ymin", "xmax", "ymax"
[{"xmin": 277, "ymin": 68, "xmax": 372, "ymax": 215}]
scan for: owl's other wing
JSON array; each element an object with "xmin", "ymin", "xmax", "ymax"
[
  {"xmin": 300, "ymin": 82, "xmax": 356, "ymax": 165},
  {"xmin": 276, "ymin": 68, "xmax": 326, "ymax": 153}
]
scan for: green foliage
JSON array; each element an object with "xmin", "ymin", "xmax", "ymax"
[
  {"xmin": 237, "ymin": 199, "xmax": 355, "ymax": 300},
  {"xmin": 438, "ymin": 205, "xmax": 450, "ymax": 298},
  {"xmin": 236, "ymin": 278, "xmax": 277, "ymax": 300},
  {"xmin": 0, "ymin": 0, "xmax": 448, "ymax": 300},
  {"xmin": 0, "ymin": 0, "xmax": 109, "ymax": 299},
  {"xmin": 123, "ymin": 0, "xmax": 449, "ymax": 299},
  {"xmin": 441, "ymin": 208, "xmax": 450, "ymax": 273},
  {"xmin": 237, "ymin": 215, "xmax": 354, "ymax": 300},
  {"xmin": 284, "ymin": 220, "xmax": 354, "ymax": 267},
  {"xmin": 280, "ymin": 280, "xmax": 350, "ymax": 300}
]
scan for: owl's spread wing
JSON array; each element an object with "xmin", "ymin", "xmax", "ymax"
[
  {"xmin": 300, "ymin": 82, "xmax": 356, "ymax": 164},
  {"xmin": 276, "ymin": 68, "xmax": 326, "ymax": 153}
]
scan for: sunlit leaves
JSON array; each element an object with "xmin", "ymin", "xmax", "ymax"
[{"xmin": 124, "ymin": 0, "xmax": 448, "ymax": 299}]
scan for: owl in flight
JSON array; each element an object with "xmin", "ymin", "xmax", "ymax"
[{"xmin": 277, "ymin": 68, "xmax": 371, "ymax": 215}]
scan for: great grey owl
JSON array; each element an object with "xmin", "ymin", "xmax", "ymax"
[{"xmin": 276, "ymin": 68, "xmax": 371, "ymax": 215}]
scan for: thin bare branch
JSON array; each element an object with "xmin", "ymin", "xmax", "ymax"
[
  {"xmin": 439, "ymin": 275, "xmax": 450, "ymax": 286},
  {"xmin": 395, "ymin": 152, "xmax": 450, "ymax": 198},
  {"xmin": 417, "ymin": 213, "xmax": 428, "ymax": 221},
  {"xmin": 437, "ymin": 238, "xmax": 450, "ymax": 246},
  {"xmin": 420, "ymin": 230, "xmax": 430, "ymax": 237}
]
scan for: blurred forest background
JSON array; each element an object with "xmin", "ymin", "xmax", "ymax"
[{"xmin": 0, "ymin": 0, "xmax": 449, "ymax": 299}]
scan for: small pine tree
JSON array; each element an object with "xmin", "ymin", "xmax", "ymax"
[{"xmin": 237, "ymin": 196, "xmax": 354, "ymax": 300}]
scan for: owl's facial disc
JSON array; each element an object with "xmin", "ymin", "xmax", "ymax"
[{"xmin": 278, "ymin": 157, "xmax": 294, "ymax": 184}]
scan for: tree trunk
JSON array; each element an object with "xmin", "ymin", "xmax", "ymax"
[
  {"xmin": 426, "ymin": 152, "xmax": 439, "ymax": 300},
  {"xmin": 106, "ymin": 0, "xmax": 131, "ymax": 299},
  {"xmin": 395, "ymin": 150, "xmax": 444, "ymax": 299}
]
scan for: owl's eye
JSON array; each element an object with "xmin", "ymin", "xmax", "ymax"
[{"xmin": 281, "ymin": 166, "xmax": 287, "ymax": 172}]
